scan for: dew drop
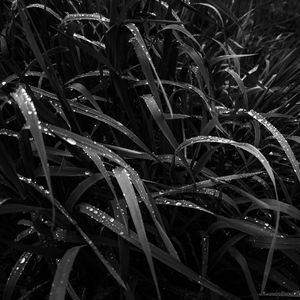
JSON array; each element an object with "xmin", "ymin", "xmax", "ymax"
[
  {"xmin": 66, "ymin": 138, "xmax": 76, "ymax": 145},
  {"xmin": 20, "ymin": 257, "xmax": 26, "ymax": 264}
]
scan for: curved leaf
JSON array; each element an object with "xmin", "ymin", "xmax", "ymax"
[{"xmin": 49, "ymin": 246, "xmax": 82, "ymax": 300}]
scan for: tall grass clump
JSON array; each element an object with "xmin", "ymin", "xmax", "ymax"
[{"xmin": 1, "ymin": 0, "xmax": 300, "ymax": 299}]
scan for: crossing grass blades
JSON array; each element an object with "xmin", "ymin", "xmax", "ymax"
[{"xmin": 1, "ymin": 0, "xmax": 300, "ymax": 299}]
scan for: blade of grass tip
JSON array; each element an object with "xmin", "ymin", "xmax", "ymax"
[
  {"xmin": 126, "ymin": 23, "xmax": 173, "ymax": 116},
  {"xmin": 228, "ymin": 247, "xmax": 259, "ymax": 300},
  {"xmin": 3, "ymin": 252, "xmax": 33, "ymax": 300},
  {"xmin": 49, "ymin": 246, "xmax": 82, "ymax": 300},
  {"xmin": 79, "ymin": 203, "xmax": 239, "ymax": 300},
  {"xmin": 113, "ymin": 167, "xmax": 161, "ymax": 300}
]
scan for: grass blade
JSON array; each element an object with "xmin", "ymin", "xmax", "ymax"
[
  {"xmin": 66, "ymin": 173, "xmax": 104, "ymax": 211},
  {"xmin": 247, "ymin": 109, "xmax": 300, "ymax": 184},
  {"xmin": 225, "ymin": 68, "xmax": 248, "ymax": 109},
  {"xmin": 141, "ymin": 94, "xmax": 178, "ymax": 149},
  {"xmin": 17, "ymin": 174, "xmax": 126, "ymax": 289},
  {"xmin": 113, "ymin": 167, "xmax": 161, "ymax": 300},
  {"xmin": 176, "ymin": 136, "xmax": 276, "ymax": 190},
  {"xmin": 126, "ymin": 23, "xmax": 172, "ymax": 115},
  {"xmin": 49, "ymin": 246, "xmax": 82, "ymax": 300},
  {"xmin": 11, "ymin": 86, "xmax": 52, "ymax": 196},
  {"xmin": 228, "ymin": 247, "xmax": 259, "ymax": 300},
  {"xmin": 79, "ymin": 203, "xmax": 239, "ymax": 300},
  {"xmin": 3, "ymin": 252, "xmax": 33, "ymax": 300}
]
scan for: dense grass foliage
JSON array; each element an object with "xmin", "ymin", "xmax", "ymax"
[{"xmin": 1, "ymin": 0, "xmax": 300, "ymax": 299}]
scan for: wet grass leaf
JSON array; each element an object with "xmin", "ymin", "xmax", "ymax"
[
  {"xmin": 247, "ymin": 109, "xmax": 300, "ymax": 184},
  {"xmin": 3, "ymin": 252, "xmax": 33, "ymax": 300},
  {"xmin": 113, "ymin": 167, "xmax": 161, "ymax": 300},
  {"xmin": 49, "ymin": 246, "xmax": 82, "ymax": 300},
  {"xmin": 11, "ymin": 86, "xmax": 52, "ymax": 195},
  {"xmin": 126, "ymin": 23, "xmax": 172, "ymax": 115},
  {"xmin": 78, "ymin": 203, "xmax": 239, "ymax": 300},
  {"xmin": 228, "ymin": 247, "xmax": 259, "ymax": 300}
]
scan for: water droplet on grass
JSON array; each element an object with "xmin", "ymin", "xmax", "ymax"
[
  {"xmin": 20, "ymin": 257, "xmax": 26, "ymax": 264},
  {"xmin": 66, "ymin": 138, "xmax": 77, "ymax": 145}
]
